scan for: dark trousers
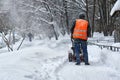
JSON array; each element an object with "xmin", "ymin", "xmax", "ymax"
[{"xmin": 74, "ymin": 39, "xmax": 89, "ymax": 64}]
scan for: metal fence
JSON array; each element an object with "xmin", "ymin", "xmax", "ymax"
[{"xmin": 88, "ymin": 42, "xmax": 120, "ymax": 52}]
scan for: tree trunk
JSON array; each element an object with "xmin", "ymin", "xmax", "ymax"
[
  {"xmin": 85, "ymin": 0, "xmax": 89, "ymax": 21},
  {"xmin": 17, "ymin": 35, "xmax": 25, "ymax": 50},
  {"xmin": 85, "ymin": 0, "xmax": 91, "ymax": 37},
  {"xmin": 114, "ymin": 25, "xmax": 120, "ymax": 42},
  {"xmin": 91, "ymin": 0, "xmax": 96, "ymax": 36},
  {"xmin": 12, "ymin": 30, "xmax": 15, "ymax": 44},
  {"xmin": 2, "ymin": 32, "xmax": 13, "ymax": 51},
  {"xmin": 63, "ymin": 0, "xmax": 69, "ymax": 34}
]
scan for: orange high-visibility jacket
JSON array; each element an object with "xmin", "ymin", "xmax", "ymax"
[{"xmin": 73, "ymin": 19, "xmax": 88, "ymax": 40}]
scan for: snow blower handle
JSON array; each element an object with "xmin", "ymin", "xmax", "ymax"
[{"xmin": 71, "ymin": 36, "xmax": 74, "ymax": 49}]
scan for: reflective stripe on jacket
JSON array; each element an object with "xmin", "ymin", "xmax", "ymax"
[{"xmin": 73, "ymin": 19, "xmax": 88, "ymax": 40}]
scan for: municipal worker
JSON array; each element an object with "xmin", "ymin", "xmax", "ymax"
[{"xmin": 71, "ymin": 13, "xmax": 91, "ymax": 65}]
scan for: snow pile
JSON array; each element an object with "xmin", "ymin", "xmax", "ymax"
[
  {"xmin": 101, "ymin": 49, "xmax": 120, "ymax": 72},
  {"xmin": 88, "ymin": 32, "xmax": 114, "ymax": 45},
  {"xmin": 112, "ymin": 43, "xmax": 120, "ymax": 47},
  {"xmin": 110, "ymin": 0, "xmax": 120, "ymax": 16}
]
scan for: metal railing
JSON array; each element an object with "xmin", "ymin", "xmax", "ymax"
[{"xmin": 88, "ymin": 42, "xmax": 120, "ymax": 52}]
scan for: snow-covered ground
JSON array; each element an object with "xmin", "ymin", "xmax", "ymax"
[{"xmin": 0, "ymin": 33, "xmax": 120, "ymax": 80}]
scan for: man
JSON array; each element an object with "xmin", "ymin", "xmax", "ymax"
[
  {"xmin": 71, "ymin": 13, "xmax": 91, "ymax": 65},
  {"xmin": 28, "ymin": 32, "xmax": 34, "ymax": 42}
]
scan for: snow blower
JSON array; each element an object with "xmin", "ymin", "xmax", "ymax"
[{"xmin": 68, "ymin": 39, "xmax": 84, "ymax": 62}]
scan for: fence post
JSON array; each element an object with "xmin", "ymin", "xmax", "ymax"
[
  {"xmin": 117, "ymin": 48, "xmax": 119, "ymax": 51},
  {"xmin": 110, "ymin": 46, "xmax": 112, "ymax": 51},
  {"xmin": 114, "ymin": 47, "xmax": 116, "ymax": 51}
]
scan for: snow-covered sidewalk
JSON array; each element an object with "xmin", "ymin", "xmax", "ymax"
[
  {"xmin": 0, "ymin": 37, "xmax": 120, "ymax": 80},
  {"xmin": 59, "ymin": 64, "xmax": 120, "ymax": 80},
  {"xmin": 58, "ymin": 45, "xmax": 120, "ymax": 80},
  {"xmin": 0, "ymin": 39, "xmax": 69, "ymax": 80}
]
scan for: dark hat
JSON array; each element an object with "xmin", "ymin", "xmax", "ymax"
[{"xmin": 79, "ymin": 13, "xmax": 85, "ymax": 19}]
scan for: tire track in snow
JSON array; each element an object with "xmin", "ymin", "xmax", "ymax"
[
  {"xmin": 54, "ymin": 57, "xmax": 68, "ymax": 80},
  {"xmin": 23, "ymin": 55, "xmax": 68, "ymax": 80}
]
